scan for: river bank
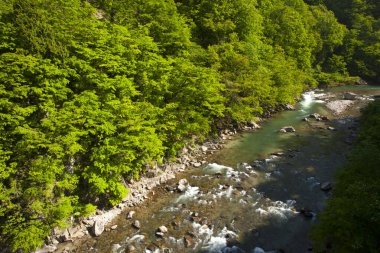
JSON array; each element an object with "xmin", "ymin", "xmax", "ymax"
[{"xmin": 36, "ymin": 86, "xmax": 379, "ymax": 253}]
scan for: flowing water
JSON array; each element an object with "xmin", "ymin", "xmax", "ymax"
[{"xmin": 68, "ymin": 86, "xmax": 380, "ymax": 253}]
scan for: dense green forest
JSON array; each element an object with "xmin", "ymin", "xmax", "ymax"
[
  {"xmin": 0, "ymin": 0, "xmax": 378, "ymax": 251},
  {"xmin": 310, "ymin": 100, "xmax": 380, "ymax": 252}
]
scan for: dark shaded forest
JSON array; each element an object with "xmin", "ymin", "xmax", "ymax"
[
  {"xmin": 0, "ymin": 0, "xmax": 378, "ymax": 251},
  {"xmin": 310, "ymin": 99, "xmax": 380, "ymax": 252}
]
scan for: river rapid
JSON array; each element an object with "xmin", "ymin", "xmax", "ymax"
[{"xmin": 62, "ymin": 86, "xmax": 380, "ymax": 253}]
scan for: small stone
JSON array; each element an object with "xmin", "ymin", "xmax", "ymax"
[
  {"xmin": 132, "ymin": 220, "xmax": 141, "ymax": 229},
  {"xmin": 44, "ymin": 245, "xmax": 57, "ymax": 253},
  {"xmin": 125, "ymin": 245, "xmax": 136, "ymax": 253},
  {"xmin": 327, "ymin": 126, "xmax": 336, "ymax": 131},
  {"xmin": 343, "ymin": 92, "xmax": 358, "ymax": 100},
  {"xmin": 158, "ymin": 225, "xmax": 168, "ymax": 233},
  {"xmin": 320, "ymin": 182, "xmax": 332, "ymax": 191},
  {"xmin": 112, "ymin": 244, "xmax": 121, "ymax": 251},
  {"xmin": 127, "ymin": 211, "xmax": 135, "ymax": 219},
  {"xmin": 309, "ymin": 113, "xmax": 321, "ymax": 119},
  {"xmin": 253, "ymin": 247, "xmax": 266, "ymax": 253},
  {"xmin": 111, "ymin": 225, "xmax": 118, "ymax": 230},
  {"xmin": 155, "ymin": 232, "xmax": 165, "ymax": 237},
  {"xmin": 300, "ymin": 208, "xmax": 314, "ymax": 218},
  {"xmin": 177, "ymin": 184, "xmax": 187, "ymax": 192},
  {"xmin": 92, "ymin": 220, "xmax": 105, "ymax": 237},
  {"xmin": 193, "ymin": 162, "xmax": 202, "ymax": 167},
  {"xmin": 184, "ymin": 235, "xmax": 195, "ymax": 248},
  {"xmin": 279, "ymin": 126, "xmax": 296, "ymax": 133}
]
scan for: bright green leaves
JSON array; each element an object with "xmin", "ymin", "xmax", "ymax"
[
  {"xmin": 0, "ymin": 0, "xmax": 374, "ymax": 251},
  {"xmin": 323, "ymin": 0, "xmax": 380, "ymax": 82}
]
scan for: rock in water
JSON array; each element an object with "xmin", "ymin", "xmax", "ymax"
[
  {"xmin": 92, "ymin": 220, "xmax": 105, "ymax": 236},
  {"xmin": 132, "ymin": 220, "xmax": 141, "ymax": 229},
  {"xmin": 177, "ymin": 179, "xmax": 188, "ymax": 192},
  {"xmin": 279, "ymin": 126, "xmax": 296, "ymax": 133},
  {"xmin": 125, "ymin": 245, "xmax": 137, "ymax": 253},
  {"xmin": 320, "ymin": 182, "xmax": 332, "ymax": 191},
  {"xmin": 253, "ymin": 247, "xmax": 266, "ymax": 253},
  {"xmin": 127, "ymin": 210, "xmax": 136, "ymax": 219},
  {"xmin": 158, "ymin": 225, "xmax": 168, "ymax": 233},
  {"xmin": 343, "ymin": 92, "xmax": 358, "ymax": 100}
]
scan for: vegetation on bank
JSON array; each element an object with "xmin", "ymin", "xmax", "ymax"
[
  {"xmin": 0, "ymin": 0, "xmax": 378, "ymax": 251},
  {"xmin": 310, "ymin": 100, "xmax": 380, "ymax": 252}
]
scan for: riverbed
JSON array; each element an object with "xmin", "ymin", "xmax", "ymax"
[{"xmin": 59, "ymin": 85, "xmax": 380, "ymax": 253}]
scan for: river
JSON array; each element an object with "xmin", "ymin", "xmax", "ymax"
[{"xmin": 63, "ymin": 85, "xmax": 380, "ymax": 253}]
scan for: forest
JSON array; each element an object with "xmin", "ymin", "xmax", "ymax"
[{"xmin": 0, "ymin": 0, "xmax": 378, "ymax": 251}]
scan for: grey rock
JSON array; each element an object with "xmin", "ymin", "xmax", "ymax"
[
  {"xmin": 132, "ymin": 220, "xmax": 141, "ymax": 229},
  {"xmin": 343, "ymin": 92, "xmax": 358, "ymax": 100},
  {"xmin": 125, "ymin": 245, "xmax": 137, "ymax": 253},
  {"xmin": 252, "ymin": 247, "xmax": 265, "ymax": 253},
  {"xmin": 279, "ymin": 126, "xmax": 296, "ymax": 133},
  {"xmin": 285, "ymin": 104, "xmax": 295, "ymax": 110},
  {"xmin": 177, "ymin": 179, "xmax": 188, "ymax": 192},
  {"xmin": 177, "ymin": 184, "xmax": 187, "ymax": 192},
  {"xmin": 155, "ymin": 232, "xmax": 165, "ymax": 237},
  {"xmin": 158, "ymin": 225, "xmax": 168, "ymax": 233},
  {"xmin": 112, "ymin": 244, "xmax": 121, "ymax": 251},
  {"xmin": 201, "ymin": 145, "xmax": 208, "ymax": 152},
  {"xmin": 327, "ymin": 126, "xmax": 336, "ymax": 131},
  {"xmin": 309, "ymin": 113, "xmax": 321, "ymax": 119},
  {"xmin": 193, "ymin": 162, "xmax": 202, "ymax": 167},
  {"xmin": 321, "ymin": 182, "xmax": 332, "ymax": 191},
  {"xmin": 127, "ymin": 210, "xmax": 136, "ymax": 219},
  {"xmin": 92, "ymin": 220, "xmax": 105, "ymax": 237}
]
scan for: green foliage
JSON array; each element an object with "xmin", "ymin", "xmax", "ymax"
[
  {"xmin": 323, "ymin": 0, "xmax": 380, "ymax": 82},
  {"xmin": 310, "ymin": 100, "xmax": 380, "ymax": 252},
  {"xmin": 0, "ymin": 0, "xmax": 375, "ymax": 251}
]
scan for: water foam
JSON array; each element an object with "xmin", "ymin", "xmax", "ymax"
[
  {"xmin": 205, "ymin": 163, "xmax": 235, "ymax": 177},
  {"xmin": 175, "ymin": 186, "xmax": 200, "ymax": 203},
  {"xmin": 200, "ymin": 227, "xmax": 237, "ymax": 253}
]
